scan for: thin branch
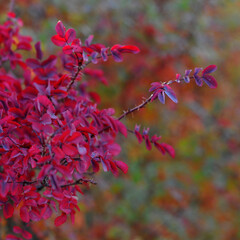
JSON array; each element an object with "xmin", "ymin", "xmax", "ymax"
[
  {"xmin": 118, "ymin": 94, "xmax": 153, "ymax": 121},
  {"xmin": 60, "ymin": 178, "xmax": 97, "ymax": 188},
  {"xmin": 66, "ymin": 53, "xmax": 112, "ymax": 91},
  {"xmin": 66, "ymin": 63, "xmax": 82, "ymax": 91}
]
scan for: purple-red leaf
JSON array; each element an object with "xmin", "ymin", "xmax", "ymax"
[
  {"xmin": 13, "ymin": 226, "xmax": 32, "ymax": 240},
  {"xmin": 111, "ymin": 49, "xmax": 123, "ymax": 62},
  {"xmin": 115, "ymin": 160, "xmax": 128, "ymax": 174},
  {"xmin": 202, "ymin": 65, "xmax": 217, "ymax": 75},
  {"xmin": 193, "ymin": 74, "xmax": 203, "ymax": 86},
  {"xmin": 65, "ymin": 28, "xmax": 76, "ymax": 43},
  {"xmin": 85, "ymin": 35, "xmax": 94, "ymax": 46},
  {"xmin": 35, "ymin": 41, "xmax": 43, "ymax": 60},
  {"xmin": 194, "ymin": 67, "xmax": 202, "ymax": 75},
  {"xmin": 26, "ymin": 58, "xmax": 40, "ymax": 69},
  {"xmin": 161, "ymin": 143, "xmax": 175, "ymax": 158},
  {"xmin": 3, "ymin": 202, "xmax": 14, "ymax": 219},
  {"xmin": 55, "ymin": 20, "xmax": 66, "ymax": 37},
  {"xmin": 202, "ymin": 75, "xmax": 218, "ymax": 89},
  {"xmin": 55, "ymin": 213, "xmax": 67, "ymax": 227},
  {"xmin": 20, "ymin": 206, "xmax": 29, "ymax": 223},
  {"xmin": 116, "ymin": 120, "xmax": 128, "ymax": 137}
]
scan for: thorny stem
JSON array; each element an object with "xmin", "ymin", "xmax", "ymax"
[
  {"xmin": 118, "ymin": 94, "xmax": 153, "ymax": 121},
  {"xmin": 61, "ymin": 178, "xmax": 97, "ymax": 188},
  {"xmin": 7, "ymin": 177, "xmax": 97, "ymax": 188},
  {"xmin": 98, "ymin": 75, "xmax": 196, "ymax": 134},
  {"xmin": 118, "ymin": 75, "xmax": 196, "ymax": 121},
  {"xmin": 66, "ymin": 61, "xmax": 83, "ymax": 91},
  {"xmin": 66, "ymin": 53, "xmax": 112, "ymax": 91}
]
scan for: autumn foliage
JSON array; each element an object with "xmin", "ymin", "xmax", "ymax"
[{"xmin": 0, "ymin": 10, "xmax": 218, "ymax": 239}]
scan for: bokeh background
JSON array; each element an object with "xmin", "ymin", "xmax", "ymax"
[{"xmin": 1, "ymin": 0, "xmax": 240, "ymax": 239}]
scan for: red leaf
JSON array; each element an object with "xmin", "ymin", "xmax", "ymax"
[
  {"xmin": 13, "ymin": 226, "xmax": 22, "ymax": 234},
  {"xmin": 153, "ymin": 142, "xmax": 166, "ymax": 155},
  {"xmin": 6, "ymin": 234, "xmax": 21, "ymax": 240},
  {"xmin": 202, "ymin": 65, "xmax": 217, "ymax": 75},
  {"xmin": 54, "ymin": 213, "xmax": 67, "ymax": 227},
  {"xmin": 17, "ymin": 42, "xmax": 32, "ymax": 51},
  {"xmin": 13, "ymin": 226, "xmax": 32, "ymax": 240},
  {"xmin": 65, "ymin": 28, "xmax": 76, "ymax": 43},
  {"xmin": 51, "ymin": 35, "xmax": 66, "ymax": 47},
  {"xmin": 116, "ymin": 120, "xmax": 127, "ymax": 137},
  {"xmin": 62, "ymin": 143, "xmax": 78, "ymax": 156},
  {"xmin": 22, "ymin": 86, "xmax": 38, "ymax": 99},
  {"xmin": 109, "ymin": 160, "xmax": 118, "ymax": 176},
  {"xmin": 3, "ymin": 202, "xmax": 14, "ymax": 219},
  {"xmin": 161, "ymin": 143, "xmax": 175, "ymax": 158},
  {"xmin": 41, "ymin": 205, "xmax": 52, "ymax": 220},
  {"xmin": 55, "ymin": 20, "xmax": 66, "ymax": 37},
  {"xmin": 29, "ymin": 208, "xmax": 41, "ymax": 221},
  {"xmin": 115, "ymin": 160, "xmax": 128, "ymax": 174},
  {"xmin": 51, "ymin": 89, "xmax": 68, "ymax": 98},
  {"xmin": 20, "ymin": 206, "xmax": 30, "ymax": 223},
  {"xmin": 91, "ymin": 159, "xmax": 100, "ymax": 172},
  {"xmin": 118, "ymin": 45, "xmax": 140, "ymax": 54},
  {"xmin": 41, "ymin": 113, "xmax": 51, "ymax": 125},
  {"xmin": 9, "ymin": 108, "xmax": 25, "ymax": 119},
  {"xmin": 145, "ymin": 136, "xmax": 152, "ymax": 150},
  {"xmin": 62, "ymin": 45, "xmax": 73, "ymax": 54}
]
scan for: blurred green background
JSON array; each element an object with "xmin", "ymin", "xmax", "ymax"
[{"xmin": 1, "ymin": 0, "xmax": 240, "ymax": 239}]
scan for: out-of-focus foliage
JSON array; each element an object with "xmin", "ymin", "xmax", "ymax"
[{"xmin": 0, "ymin": 0, "xmax": 240, "ymax": 239}]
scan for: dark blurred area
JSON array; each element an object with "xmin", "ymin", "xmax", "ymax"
[{"xmin": 1, "ymin": 0, "xmax": 240, "ymax": 239}]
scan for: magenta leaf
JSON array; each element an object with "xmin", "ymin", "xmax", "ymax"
[
  {"xmin": 85, "ymin": 35, "xmax": 94, "ymax": 46},
  {"xmin": 13, "ymin": 226, "xmax": 32, "ymax": 240},
  {"xmin": 115, "ymin": 160, "xmax": 128, "ymax": 174},
  {"xmin": 160, "ymin": 143, "xmax": 175, "ymax": 158},
  {"xmin": 55, "ymin": 213, "xmax": 67, "ymax": 227},
  {"xmin": 55, "ymin": 20, "xmax": 66, "ymax": 37},
  {"xmin": 202, "ymin": 65, "xmax": 217, "ymax": 75}
]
